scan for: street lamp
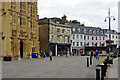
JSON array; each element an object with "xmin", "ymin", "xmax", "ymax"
[{"xmin": 104, "ymin": 8, "xmax": 115, "ymax": 57}]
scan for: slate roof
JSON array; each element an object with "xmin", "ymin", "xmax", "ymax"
[
  {"xmin": 103, "ymin": 29, "xmax": 118, "ymax": 34},
  {"xmin": 70, "ymin": 23, "xmax": 106, "ymax": 36}
]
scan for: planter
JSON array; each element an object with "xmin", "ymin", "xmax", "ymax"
[
  {"xmin": 32, "ymin": 53, "xmax": 38, "ymax": 58},
  {"xmin": 3, "ymin": 57, "xmax": 12, "ymax": 61}
]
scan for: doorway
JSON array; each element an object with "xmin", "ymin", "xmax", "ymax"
[{"xmin": 20, "ymin": 41, "xmax": 23, "ymax": 58}]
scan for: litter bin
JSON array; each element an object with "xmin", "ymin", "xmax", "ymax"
[{"xmin": 32, "ymin": 53, "xmax": 38, "ymax": 58}]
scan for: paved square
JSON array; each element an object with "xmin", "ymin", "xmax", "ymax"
[{"xmin": 2, "ymin": 56, "xmax": 97, "ymax": 78}]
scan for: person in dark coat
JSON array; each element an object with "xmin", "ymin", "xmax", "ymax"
[{"xmin": 91, "ymin": 50, "xmax": 93, "ymax": 58}]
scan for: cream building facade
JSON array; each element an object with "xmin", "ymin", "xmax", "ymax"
[
  {"xmin": 1, "ymin": 1, "xmax": 39, "ymax": 60},
  {"xmin": 38, "ymin": 16, "xmax": 72, "ymax": 56}
]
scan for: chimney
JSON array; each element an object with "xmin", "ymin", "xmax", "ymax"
[{"xmin": 61, "ymin": 14, "xmax": 67, "ymax": 24}]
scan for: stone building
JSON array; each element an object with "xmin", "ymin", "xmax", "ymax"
[
  {"xmin": 1, "ymin": 1, "xmax": 39, "ymax": 60},
  {"xmin": 38, "ymin": 15, "xmax": 72, "ymax": 56},
  {"xmin": 70, "ymin": 23, "xmax": 85, "ymax": 55},
  {"xmin": 81, "ymin": 26, "xmax": 107, "ymax": 54}
]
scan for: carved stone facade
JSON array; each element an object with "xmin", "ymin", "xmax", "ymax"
[{"xmin": 1, "ymin": 2, "xmax": 39, "ymax": 60}]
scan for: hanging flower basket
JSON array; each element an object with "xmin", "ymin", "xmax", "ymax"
[{"xmin": 105, "ymin": 40, "xmax": 113, "ymax": 43}]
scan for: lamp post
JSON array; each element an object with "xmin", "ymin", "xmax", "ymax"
[{"xmin": 104, "ymin": 8, "xmax": 115, "ymax": 57}]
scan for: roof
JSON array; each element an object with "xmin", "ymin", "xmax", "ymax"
[
  {"xmin": 103, "ymin": 29, "xmax": 118, "ymax": 34},
  {"xmin": 70, "ymin": 23, "xmax": 106, "ymax": 36}
]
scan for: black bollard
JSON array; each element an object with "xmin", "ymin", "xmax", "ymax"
[
  {"xmin": 96, "ymin": 68, "xmax": 100, "ymax": 80},
  {"xmin": 90, "ymin": 56, "xmax": 92, "ymax": 65},
  {"xmin": 87, "ymin": 57, "xmax": 89, "ymax": 67},
  {"xmin": 101, "ymin": 65, "xmax": 105, "ymax": 80}
]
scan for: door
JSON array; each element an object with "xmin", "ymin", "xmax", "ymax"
[{"xmin": 20, "ymin": 41, "xmax": 23, "ymax": 58}]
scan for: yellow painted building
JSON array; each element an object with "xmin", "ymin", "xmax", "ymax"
[
  {"xmin": 38, "ymin": 15, "xmax": 72, "ymax": 56},
  {"xmin": 1, "ymin": 1, "xmax": 39, "ymax": 60}
]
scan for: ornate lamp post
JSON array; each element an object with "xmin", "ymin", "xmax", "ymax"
[{"xmin": 104, "ymin": 8, "xmax": 115, "ymax": 57}]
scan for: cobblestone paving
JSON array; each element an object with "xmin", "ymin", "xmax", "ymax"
[{"xmin": 2, "ymin": 56, "xmax": 98, "ymax": 78}]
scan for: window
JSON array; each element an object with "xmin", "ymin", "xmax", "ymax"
[
  {"xmin": 88, "ymin": 36, "xmax": 89, "ymax": 40},
  {"xmin": 52, "ymin": 35, "xmax": 53, "ymax": 42},
  {"xmin": 68, "ymin": 37, "xmax": 70, "ymax": 43},
  {"xmin": 77, "ymin": 42, "xmax": 79, "ymax": 46},
  {"xmin": 87, "ymin": 42, "xmax": 89, "ymax": 46},
  {"xmin": 20, "ymin": 17, "xmax": 22, "ymax": 25},
  {"xmin": 84, "ymin": 36, "xmax": 86, "ymax": 40},
  {"xmin": 33, "ymin": 40, "xmax": 35, "ymax": 46},
  {"xmin": 63, "ymin": 37, "xmax": 65, "ymax": 43},
  {"xmin": 103, "ymin": 37, "xmax": 105, "ymax": 40},
  {"xmin": 73, "ymin": 35, "xmax": 75, "ymax": 39},
  {"xmin": 116, "ymin": 36, "xmax": 117, "ymax": 39},
  {"xmin": 81, "ymin": 42, "xmax": 82, "ymax": 46},
  {"xmin": 100, "ymin": 42, "xmax": 101, "ymax": 46},
  {"xmin": 81, "ymin": 35, "xmax": 82, "ymax": 39},
  {"xmin": 62, "ymin": 29, "xmax": 65, "ymax": 34},
  {"xmin": 11, "ymin": 0, "xmax": 12, "ymax": 8},
  {"xmin": 95, "ymin": 43, "xmax": 97, "ymax": 46},
  {"xmin": 96, "ymin": 37, "xmax": 97, "ymax": 40},
  {"xmin": 77, "ymin": 35, "xmax": 79, "ymax": 39},
  {"xmin": 57, "ymin": 36, "xmax": 60, "ymax": 43},
  {"xmin": 73, "ymin": 28, "xmax": 75, "ymax": 31},
  {"xmin": 77, "ymin": 28, "xmax": 80, "ymax": 32},
  {"xmin": 92, "ymin": 42, "xmax": 94, "ymax": 46},
  {"xmin": 113, "ymin": 36, "xmax": 114, "ymax": 39},
  {"xmin": 73, "ymin": 42, "xmax": 75, "ymax": 46},
  {"xmin": 99, "ymin": 37, "xmax": 101, "ymax": 40},
  {"xmin": 32, "ymin": 48, "xmax": 35, "ymax": 52},
  {"xmin": 92, "ymin": 37, "xmax": 94, "ymax": 40},
  {"xmin": 51, "ymin": 27, "xmax": 54, "ymax": 33},
  {"xmin": 57, "ymin": 28, "xmax": 60, "ymax": 33},
  {"xmin": 67, "ymin": 30, "xmax": 70, "ymax": 34},
  {"xmin": 20, "ymin": 2, "xmax": 22, "ymax": 9},
  {"xmin": 83, "ymin": 29, "xmax": 86, "ymax": 33},
  {"xmin": 30, "ymin": 21, "xmax": 32, "ymax": 28}
]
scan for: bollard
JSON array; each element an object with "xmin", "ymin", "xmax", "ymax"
[
  {"xmin": 87, "ymin": 57, "xmax": 89, "ymax": 67},
  {"xmin": 103, "ymin": 61, "xmax": 108, "ymax": 76},
  {"xmin": 90, "ymin": 56, "xmax": 92, "ymax": 65},
  {"xmin": 96, "ymin": 68, "xmax": 100, "ymax": 80},
  {"xmin": 101, "ymin": 65, "xmax": 105, "ymax": 80}
]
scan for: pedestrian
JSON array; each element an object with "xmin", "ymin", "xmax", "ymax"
[
  {"xmin": 49, "ymin": 50, "xmax": 53, "ymax": 61},
  {"xmin": 70, "ymin": 51, "xmax": 73, "ymax": 56},
  {"xmin": 66, "ymin": 51, "xmax": 68, "ymax": 58},
  {"xmin": 94, "ymin": 51, "xmax": 96, "ymax": 58},
  {"xmin": 43, "ymin": 51, "xmax": 46, "ymax": 58},
  {"xmin": 95, "ymin": 50, "xmax": 99, "ymax": 60},
  {"xmin": 91, "ymin": 50, "xmax": 93, "ymax": 58},
  {"xmin": 40, "ymin": 51, "xmax": 43, "ymax": 59}
]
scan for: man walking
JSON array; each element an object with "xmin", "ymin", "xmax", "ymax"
[
  {"xmin": 95, "ymin": 50, "xmax": 99, "ymax": 60},
  {"xmin": 49, "ymin": 50, "xmax": 53, "ymax": 61}
]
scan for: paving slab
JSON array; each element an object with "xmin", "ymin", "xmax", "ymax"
[{"xmin": 2, "ymin": 56, "xmax": 98, "ymax": 78}]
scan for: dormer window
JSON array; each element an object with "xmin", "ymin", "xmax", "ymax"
[
  {"xmin": 89, "ymin": 30, "xmax": 92, "ymax": 34},
  {"xmin": 77, "ymin": 28, "xmax": 80, "ymax": 32},
  {"xmin": 83, "ymin": 29, "xmax": 86, "ymax": 33},
  {"xmin": 73, "ymin": 28, "xmax": 75, "ymax": 31},
  {"xmin": 93, "ymin": 30, "xmax": 96, "ymax": 34},
  {"xmin": 100, "ymin": 31, "xmax": 103, "ymax": 34}
]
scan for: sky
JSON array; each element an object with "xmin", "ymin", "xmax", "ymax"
[{"xmin": 37, "ymin": 0, "xmax": 119, "ymax": 32}]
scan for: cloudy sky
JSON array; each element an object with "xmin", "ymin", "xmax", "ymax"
[{"xmin": 37, "ymin": 0, "xmax": 119, "ymax": 31}]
